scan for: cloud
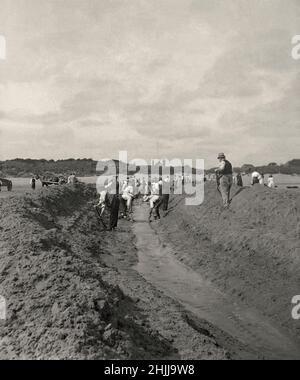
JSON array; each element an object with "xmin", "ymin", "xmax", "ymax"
[
  {"xmin": 229, "ymin": 71, "xmax": 300, "ymax": 138},
  {"xmin": 0, "ymin": 0, "xmax": 299, "ymax": 166}
]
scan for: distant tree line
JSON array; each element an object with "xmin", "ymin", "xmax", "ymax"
[
  {"xmin": 206, "ymin": 159, "xmax": 300, "ymax": 175},
  {"xmin": 0, "ymin": 159, "xmax": 97, "ymax": 177},
  {"xmin": 0, "ymin": 158, "xmax": 299, "ymax": 178}
]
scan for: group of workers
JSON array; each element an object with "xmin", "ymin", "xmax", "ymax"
[
  {"xmin": 95, "ymin": 176, "xmax": 173, "ymax": 231},
  {"xmin": 30, "ymin": 173, "xmax": 78, "ymax": 189},
  {"xmin": 26, "ymin": 154, "xmax": 278, "ymax": 230},
  {"xmin": 250, "ymin": 170, "xmax": 275, "ymax": 188},
  {"xmin": 94, "ymin": 153, "xmax": 279, "ymax": 229}
]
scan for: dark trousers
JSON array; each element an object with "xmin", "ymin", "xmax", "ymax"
[
  {"xmin": 162, "ymin": 194, "xmax": 170, "ymax": 211},
  {"xmin": 237, "ymin": 178, "xmax": 243, "ymax": 187},
  {"xmin": 153, "ymin": 196, "xmax": 164, "ymax": 219},
  {"xmin": 109, "ymin": 195, "xmax": 120, "ymax": 229}
]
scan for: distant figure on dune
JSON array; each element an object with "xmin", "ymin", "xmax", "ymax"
[
  {"xmin": 68, "ymin": 173, "xmax": 78, "ymax": 185},
  {"xmin": 267, "ymin": 175, "xmax": 275, "ymax": 189},
  {"xmin": 251, "ymin": 169, "xmax": 263, "ymax": 186},
  {"xmin": 236, "ymin": 173, "xmax": 243, "ymax": 187},
  {"xmin": 215, "ymin": 153, "xmax": 233, "ymax": 208},
  {"xmin": 30, "ymin": 177, "xmax": 36, "ymax": 190}
]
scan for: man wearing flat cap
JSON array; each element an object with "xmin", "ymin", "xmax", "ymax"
[{"xmin": 215, "ymin": 153, "xmax": 233, "ymax": 208}]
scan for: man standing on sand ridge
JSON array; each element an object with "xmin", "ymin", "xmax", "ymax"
[{"xmin": 215, "ymin": 153, "xmax": 233, "ymax": 208}]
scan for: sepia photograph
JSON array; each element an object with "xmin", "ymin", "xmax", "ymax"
[{"xmin": 0, "ymin": 0, "xmax": 300, "ymax": 364}]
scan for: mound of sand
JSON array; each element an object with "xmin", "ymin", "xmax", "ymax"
[
  {"xmin": 157, "ymin": 183, "xmax": 300, "ymax": 338},
  {"xmin": 0, "ymin": 184, "xmax": 171, "ymax": 359}
]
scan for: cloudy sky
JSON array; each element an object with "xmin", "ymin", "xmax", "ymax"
[{"xmin": 0, "ymin": 0, "xmax": 299, "ymax": 167}]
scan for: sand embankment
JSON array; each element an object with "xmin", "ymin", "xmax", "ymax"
[
  {"xmin": 156, "ymin": 183, "xmax": 300, "ymax": 339},
  {"xmin": 0, "ymin": 184, "xmax": 172, "ymax": 359},
  {"xmin": 0, "ymin": 184, "xmax": 229, "ymax": 359}
]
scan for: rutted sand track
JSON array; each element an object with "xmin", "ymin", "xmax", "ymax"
[{"xmin": 133, "ymin": 204, "xmax": 300, "ymax": 360}]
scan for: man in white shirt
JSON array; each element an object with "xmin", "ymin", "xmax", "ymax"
[
  {"xmin": 149, "ymin": 181, "xmax": 160, "ymax": 208},
  {"xmin": 68, "ymin": 173, "xmax": 78, "ymax": 184},
  {"xmin": 251, "ymin": 170, "xmax": 263, "ymax": 185},
  {"xmin": 122, "ymin": 180, "xmax": 135, "ymax": 215},
  {"xmin": 267, "ymin": 175, "xmax": 275, "ymax": 188},
  {"xmin": 96, "ymin": 190, "xmax": 108, "ymax": 216}
]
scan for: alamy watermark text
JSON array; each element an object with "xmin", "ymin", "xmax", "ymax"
[
  {"xmin": 292, "ymin": 296, "xmax": 300, "ymax": 320},
  {"xmin": 291, "ymin": 35, "xmax": 300, "ymax": 60}
]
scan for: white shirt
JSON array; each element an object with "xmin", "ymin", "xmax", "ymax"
[
  {"xmin": 252, "ymin": 171, "xmax": 264, "ymax": 185},
  {"xmin": 121, "ymin": 181, "xmax": 128, "ymax": 193},
  {"xmin": 268, "ymin": 177, "xmax": 275, "ymax": 188},
  {"xmin": 151, "ymin": 182, "xmax": 160, "ymax": 195},
  {"xmin": 123, "ymin": 185, "xmax": 134, "ymax": 197},
  {"xmin": 68, "ymin": 175, "xmax": 77, "ymax": 184},
  {"xmin": 97, "ymin": 190, "xmax": 107, "ymax": 206},
  {"xmin": 218, "ymin": 160, "xmax": 226, "ymax": 172},
  {"xmin": 252, "ymin": 171, "xmax": 262, "ymax": 179}
]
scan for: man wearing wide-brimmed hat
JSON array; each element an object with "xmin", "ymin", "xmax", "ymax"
[{"xmin": 215, "ymin": 153, "xmax": 233, "ymax": 208}]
